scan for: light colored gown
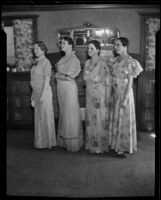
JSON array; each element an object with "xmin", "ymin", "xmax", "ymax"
[
  {"xmin": 30, "ymin": 57, "xmax": 56, "ymax": 149},
  {"xmin": 56, "ymin": 53, "xmax": 84, "ymax": 152},
  {"xmin": 107, "ymin": 55, "xmax": 143, "ymax": 153},
  {"xmin": 83, "ymin": 57, "xmax": 111, "ymax": 153}
]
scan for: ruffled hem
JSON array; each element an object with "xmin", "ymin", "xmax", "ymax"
[
  {"xmin": 57, "ymin": 133, "xmax": 84, "ymax": 152},
  {"xmin": 34, "ymin": 142, "xmax": 56, "ymax": 149}
]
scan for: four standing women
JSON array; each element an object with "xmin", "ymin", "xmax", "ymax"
[
  {"xmin": 83, "ymin": 40, "xmax": 112, "ymax": 153},
  {"xmin": 55, "ymin": 37, "xmax": 84, "ymax": 152},
  {"xmin": 108, "ymin": 37, "xmax": 143, "ymax": 157},
  {"xmin": 30, "ymin": 37, "xmax": 143, "ymax": 157},
  {"xmin": 30, "ymin": 41, "xmax": 57, "ymax": 149}
]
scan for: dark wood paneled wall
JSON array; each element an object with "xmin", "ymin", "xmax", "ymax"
[{"xmin": 137, "ymin": 71, "xmax": 155, "ymax": 131}]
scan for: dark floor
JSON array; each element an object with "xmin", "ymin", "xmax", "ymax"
[{"xmin": 7, "ymin": 130, "xmax": 155, "ymax": 198}]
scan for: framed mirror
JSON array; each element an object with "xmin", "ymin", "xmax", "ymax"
[{"xmin": 57, "ymin": 27, "xmax": 120, "ymax": 49}]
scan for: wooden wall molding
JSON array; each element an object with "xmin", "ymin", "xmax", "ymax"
[{"xmin": 2, "ymin": 4, "xmax": 160, "ymax": 12}]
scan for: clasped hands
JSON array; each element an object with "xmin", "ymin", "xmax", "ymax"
[{"xmin": 55, "ymin": 72, "xmax": 72, "ymax": 81}]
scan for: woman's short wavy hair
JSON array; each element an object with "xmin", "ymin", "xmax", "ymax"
[
  {"xmin": 87, "ymin": 40, "xmax": 101, "ymax": 55},
  {"xmin": 62, "ymin": 36, "xmax": 74, "ymax": 51},
  {"xmin": 116, "ymin": 37, "xmax": 129, "ymax": 48},
  {"xmin": 35, "ymin": 41, "xmax": 48, "ymax": 54}
]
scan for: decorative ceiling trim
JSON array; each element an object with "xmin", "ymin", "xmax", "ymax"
[{"xmin": 2, "ymin": 4, "xmax": 160, "ymax": 12}]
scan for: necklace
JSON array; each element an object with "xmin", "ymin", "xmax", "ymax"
[
  {"xmin": 117, "ymin": 54, "xmax": 129, "ymax": 63},
  {"xmin": 89, "ymin": 56, "xmax": 100, "ymax": 66},
  {"xmin": 87, "ymin": 57, "xmax": 100, "ymax": 72}
]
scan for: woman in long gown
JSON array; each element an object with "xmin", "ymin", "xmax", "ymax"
[
  {"xmin": 83, "ymin": 40, "xmax": 112, "ymax": 153},
  {"xmin": 108, "ymin": 37, "xmax": 143, "ymax": 158},
  {"xmin": 30, "ymin": 41, "xmax": 56, "ymax": 149},
  {"xmin": 55, "ymin": 37, "xmax": 84, "ymax": 152}
]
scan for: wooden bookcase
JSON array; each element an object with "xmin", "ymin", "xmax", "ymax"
[
  {"xmin": 137, "ymin": 71, "xmax": 155, "ymax": 131},
  {"xmin": 7, "ymin": 72, "xmax": 34, "ymax": 129},
  {"xmin": 137, "ymin": 13, "xmax": 159, "ymax": 131},
  {"xmin": 7, "ymin": 71, "xmax": 86, "ymax": 130}
]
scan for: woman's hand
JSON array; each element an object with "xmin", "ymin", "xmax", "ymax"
[
  {"xmin": 120, "ymin": 97, "xmax": 128, "ymax": 108},
  {"xmin": 105, "ymin": 98, "xmax": 110, "ymax": 107},
  {"xmin": 65, "ymin": 76, "xmax": 72, "ymax": 81},
  {"xmin": 55, "ymin": 72, "xmax": 62, "ymax": 79},
  {"xmin": 55, "ymin": 72, "xmax": 72, "ymax": 81},
  {"xmin": 39, "ymin": 95, "xmax": 45, "ymax": 104},
  {"xmin": 31, "ymin": 99, "xmax": 35, "ymax": 107},
  {"xmin": 105, "ymin": 96, "xmax": 113, "ymax": 107}
]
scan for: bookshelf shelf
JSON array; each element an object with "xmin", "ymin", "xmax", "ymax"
[{"xmin": 7, "ymin": 72, "xmax": 34, "ymax": 129}]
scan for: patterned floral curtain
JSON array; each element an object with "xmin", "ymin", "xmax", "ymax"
[
  {"xmin": 145, "ymin": 17, "xmax": 160, "ymax": 71},
  {"xmin": 13, "ymin": 19, "xmax": 34, "ymax": 71}
]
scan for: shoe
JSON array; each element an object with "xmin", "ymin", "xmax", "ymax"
[
  {"xmin": 109, "ymin": 149, "xmax": 115, "ymax": 153},
  {"xmin": 115, "ymin": 153, "xmax": 126, "ymax": 158},
  {"xmin": 96, "ymin": 150, "xmax": 101, "ymax": 153}
]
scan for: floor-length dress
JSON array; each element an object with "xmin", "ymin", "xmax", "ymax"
[
  {"xmin": 108, "ymin": 55, "xmax": 143, "ymax": 153},
  {"xmin": 56, "ymin": 53, "xmax": 84, "ymax": 152},
  {"xmin": 30, "ymin": 57, "xmax": 56, "ymax": 148},
  {"xmin": 83, "ymin": 57, "xmax": 111, "ymax": 153}
]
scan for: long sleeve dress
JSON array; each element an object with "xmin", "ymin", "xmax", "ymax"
[
  {"xmin": 30, "ymin": 57, "xmax": 56, "ymax": 149},
  {"xmin": 56, "ymin": 53, "xmax": 84, "ymax": 152},
  {"xmin": 107, "ymin": 55, "xmax": 143, "ymax": 153},
  {"xmin": 83, "ymin": 57, "xmax": 112, "ymax": 153}
]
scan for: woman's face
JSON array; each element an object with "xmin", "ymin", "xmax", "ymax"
[
  {"xmin": 34, "ymin": 44, "xmax": 44, "ymax": 57},
  {"xmin": 87, "ymin": 43, "xmax": 99, "ymax": 57},
  {"xmin": 61, "ymin": 39, "xmax": 71, "ymax": 52},
  {"xmin": 114, "ymin": 39, "xmax": 126, "ymax": 55}
]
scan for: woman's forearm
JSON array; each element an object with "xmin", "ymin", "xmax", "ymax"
[
  {"xmin": 31, "ymin": 92, "xmax": 34, "ymax": 100},
  {"xmin": 40, "ymin": 76, "xmax": 50, "ymax": 98},
  {"xmin": 66, "ymin": 69, "xmax": 80, "ymax": 79},
  {"xmin": 83, "ymin": 72, "xmax": 88, "ymax": 81},
  {"xmin": 105, "ymin": 85, "xmax": 111, "ymax": 99},
  {"xmin": 123, "ymin": 76, "xmax": 133, "ymax": 100}
]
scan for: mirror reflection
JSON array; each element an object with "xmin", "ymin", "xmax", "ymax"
[{"xmin": 57, "ymin": 27, "xmax": 120, "ymax": 48}]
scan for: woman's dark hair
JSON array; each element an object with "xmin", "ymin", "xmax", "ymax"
[
  {"xmin": 35, "ymin": 41, "xmax": 48, "ymax": 54},
  {"xmin": 116, "ymin": 37, "xmax": 129, "ymax": 47},
  {"xmin": 88, "ymin": 40, "xmax": 101, "ymax": 55},
  {"xmin": 62, "ymin": 36, "xmax": 74, "ymax": 50}
]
